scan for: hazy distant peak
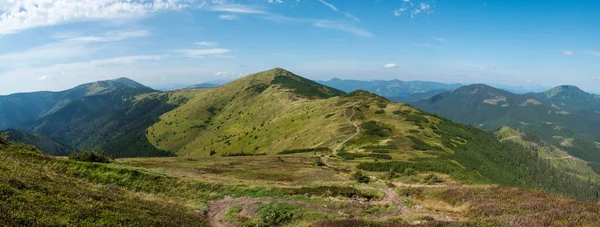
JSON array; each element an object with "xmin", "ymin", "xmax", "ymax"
[{"xmin": 544, "ymin": 85, "xmax": 591, "ymax": 99}]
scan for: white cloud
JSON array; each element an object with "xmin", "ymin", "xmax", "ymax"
[
  {"xmin": 393, "ymin": 0, "xmax": 434, "ymax": 18},
  {"xmin": 584, "ymin": 50, "xmax": 600, "ymax": 56},
  {"xmin": 209, "ymin": 4, "xmax": 267, "ymax": 14},
  {"xmin": 393, "ymin": 8, "xmax": 408, "ymax": 16},
  {"xmin": 215, "ymin": 71, "xmax": 233, "ymax": 77},
  {"xmin": 0, "ymin": 29, "xmax": 150, "ymax": 68},
  {"xmin": 88, "ymin": 55, "xmax": 164, "ymax": 66},
  {"xmin": 195, "ymin": 41, "xmax": 217, "ymax": 46},
  {"xmin": 432, "ymin": 37, "xmax": 446, "ymax": 42},
  {"xmin": 384, "ymin": 63, "xmax": 398, "ymax": 68},
  {"xmin": 268, "ymin": 0, "xmax": 284, "ymax": 3},
  {"xmin": 60, "ymin": 30, "xmax": 151, "ymax": 43},
  {"xmin": 317, "ymin": 0, "xmax": 338, "ymax": 12},
  {"xmin": 173, "ymin": 48, "xmax": 231, "ymax": 58},
  {"xmin": 218, "ymin": 14, "xmax": 238, "ymax": 20},
  {"xmin": 344, "ymin": 12, "xmax": 360, "ymax": 22},
  {"xmin": 314, "ymin": 20, "xmax": 372, "ymax": 37},
  {"xmin": 562, "ymin": 50, "xmax": 575, "ymax": 56},
  {"xmin": 0, "ymin": 0, "xmax": 197, "ymax": 35},
  {"xmin": 0, "ymin": 55, "xmax": 235, "ymax": 94}
]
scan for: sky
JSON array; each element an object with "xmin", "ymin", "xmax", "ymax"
[{"xmin": 1, "ymin": 0, "xmax": 600, "ymax": 95}]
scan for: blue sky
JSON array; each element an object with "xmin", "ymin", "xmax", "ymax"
[{"xmin": 0, "ymin": 0, "xmax": 599, "ymax": 94}]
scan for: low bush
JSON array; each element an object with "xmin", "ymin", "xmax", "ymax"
[
  {"xmin": 361, "ymin": 145, "xmax": 398, "ymax": 150},
  {"xmin": 353, "ymin": 171, "xmax": 370, "ymax": 184},
  {"xmin": 258, "ymin": 202, "xmax": 295, "ymax": 227},
  {"xmin": 222, "ymin": 152, "xmax": 267, "ymax": 157},
  {"xmin": 361, "ymin": 121, "xmax": 392, "ymax": 137},
  {"xmin": 68, "ymin": 151, "xmax": 110, "ymax": 163},
  {"xmin": 408, "ymin": 136, "xmax": 442, "ymax": 151},
  {"xmin": 278, "ymin": 147, "xmax": 331, "ymax": 155}
]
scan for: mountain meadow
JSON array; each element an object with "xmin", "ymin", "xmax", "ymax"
[{"xmin": 2, "ymin": 68, "xmax": 600, "ymax": 226}]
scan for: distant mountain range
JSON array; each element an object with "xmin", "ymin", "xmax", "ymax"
[
  {"xmin": 318, "ymin": 78, "xmax": 553, "ymax": 100},
  {"xmin": 151, "ymin": 81, "xmax": 228, "ymax": 91},
  {"xmin": 411, "ymin": 83, "xmax": 600, "ymax": 173},
  {"xmin": 0, "ymin": 78, "xmax": 150, "ymax": 130},
  {"xmin": 318, "ymin": 78, "xmax": 463, "ymax": 98}
]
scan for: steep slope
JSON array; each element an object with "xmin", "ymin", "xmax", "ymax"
[
  {"xmin": 0, "ymin": 129, "xmax": 71, "ymax": 155},
  {"xmin": 0, "ymin": 77, "xmax": 149, "ymax": 129},
  {"xmin": 319, "ymin": 78, "xmax": 462, "ymax": 98},
  {"xmin": 412, "ymin": 84, "xmax": 600, "ymax": 174},
  {"xmin": 22, "ymin": 87, "xmax": 195, "ymax": 157}
]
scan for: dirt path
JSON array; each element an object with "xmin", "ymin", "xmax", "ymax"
[
  {"xmin": 333, "ymin": 108, "xmax": 360, "ymax": 155},
  {"xmin": 207, "ymin": 187, "xmax": 406, "ymax": 227},
  {"xmin": 499, "ymin": 136, "xmax": 519, "ymax": 142},
  {"xmin": 207, "ymin": 196, "xmax": 342, "ymax": 227}
]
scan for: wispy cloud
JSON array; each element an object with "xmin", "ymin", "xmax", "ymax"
[
  {"xmin": 432, "ymin": 37, "xmax": 446, "ymax": 42},
  {"xmin": 393, "ymin": 0, "xmax": 435, "ymax": 18},
  {"xmin": 584, "ymin": 50, "xmax": 600, "ymax": 56},
  {"xmin": 59, "ymin": 30, "xmax": 151, "ymax": 43},
  {"xmin": 0, "ymin": 0, "xmax": 197, "ymax": 35},
  {"xmin": 195, "ymin": 41, "xmax": 217, "ymax": 46},
  {"xmin": 208, "ymin": 4, "xmax": 267, "ymax": 14},
  {"xmin": 314, "ymin": 20, "xmax": 373, "ymax": 37},
  {"xmin": 173, "ymin": 48, "xmax": 231, "ymax": 58},
  {"xmin": 318, "ymin": 0, "xmax": 338, "ymax": 12},
  {"xmin": 384, "ymin": 63, "xmax": 399, "ymax": 68},
  {"xmin": 0, "ymin": 29, "xmax": 149, "ymax": 68},
  {"xmin": 344, "ymin": 12, "xmax": 361, "ymax": 22},
  {"xmin": 414, "ymin": 43, "xmax": 443, "ymax": 49},
  {"xmin": 88, "ymin": 55, "xmax": 164, "ymax": 66},
  {"xmin": 562, "ymin": 50, "xmax": 575, "ymax": 56},
  {"xmin": 209, "ymin": 3, "xmax": 371, "ymax": 37},
  {"xmin": 218, "ymin": 14, "xmax": 238, "ymax": 20}
]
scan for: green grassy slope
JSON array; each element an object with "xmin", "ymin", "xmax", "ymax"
[
  {"xmin": 0, "ymin": 139, "xmax": 208, "ymax": 226},
  {"xmin": 148, "ymin": 68, "xmax": 351, "ymax": 156}
]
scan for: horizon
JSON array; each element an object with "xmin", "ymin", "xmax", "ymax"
[
  {"xmin": 3, "ymin": 67, "xmax": 598, "ymax": 96},
  {"xmin": 2, "ymin": 0, "xmax": 600, "ymax": 94}
]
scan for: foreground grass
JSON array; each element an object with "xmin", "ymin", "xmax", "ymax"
[{"xmin": 0, "ymin": 143, "xmax": 208, "ymax": 226}]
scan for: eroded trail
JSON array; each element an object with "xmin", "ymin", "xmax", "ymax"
[
  {"xmin": 334, "ymin": 108, "xmax": 360, "ymax": 155},
  {"xmin": 206, "ymin": 188, "xmax": 407, "ymax": 227},
  {"xmin": 207, "ymin": 196, "xmax": 342, "ymax": 227}
]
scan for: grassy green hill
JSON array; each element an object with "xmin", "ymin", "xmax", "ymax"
[{"xmin": 147, "ymin": 68, "xmax": 348, "ymax": 156}]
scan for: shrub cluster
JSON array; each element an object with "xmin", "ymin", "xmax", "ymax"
[
  {"xmin": 278, "ymin": 147, "xmax": 331, "ymax": 155},
  {"xmin": 68, "ymin": 151, "xmax": 110, "ymax": 163}
]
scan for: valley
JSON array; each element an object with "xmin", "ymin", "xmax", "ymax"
[{"xmin": 2, "ymin": 68, "xmax": 600, "ymax": 226}]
